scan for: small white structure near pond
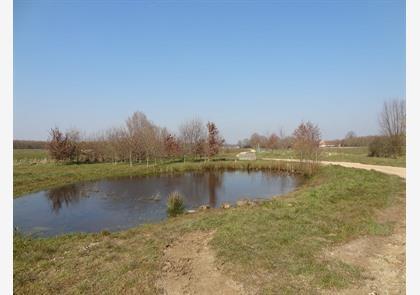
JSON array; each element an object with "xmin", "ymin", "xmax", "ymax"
[{"xmin": 236, "ymin": 150, "xmax": 257, "ymax": 161}]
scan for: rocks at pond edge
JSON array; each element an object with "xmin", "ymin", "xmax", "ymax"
[
  {"xmin": 198, "ymin": 205, "xmax": 210, "ymax": 211},
  {"xmin": 236, "ymin": 199, "xmax": 257, "ymax": 207},
  {"xmin": 236, "ymin": 200, "xmax": 248, "ymax": 207},
  {"xmin": 221, "ymin": 203, "xmax": 231, "ymax": 209}
]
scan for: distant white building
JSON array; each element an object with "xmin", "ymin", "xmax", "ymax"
[{"xmin": 319, "ymin": 140, "xmax": 339, "ymax": 148}]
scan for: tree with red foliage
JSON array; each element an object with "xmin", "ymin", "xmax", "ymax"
[
  {"xmin": 206, "ymin": 122, "xmax": 224, "ymax": 160},
  {"xmin": 164, "ymin": 133, "xmax": 181, "ymax": 158},
  {"xmin": 267, "ymin": 133, "xmax": 280, "ymax": 150}
]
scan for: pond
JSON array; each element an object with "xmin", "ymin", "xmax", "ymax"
[{"xmin": 14, "ymin": 171, "xmax": 302, "ymax": 236}]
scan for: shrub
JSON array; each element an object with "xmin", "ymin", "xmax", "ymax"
[
  {"xmin": 292, "ymin": 121, "xmax": 321, "ymax": 176},
  {"xmin": 47, "ymin": 128, "xmax": 78, "ymax": 161},
  {"xmin": 368, "ymin": 136, "xmax": 394, "ymax": 158},
  {"xmin": 166, "ymin": 191, "xmax": 185, "ymax": 217}
]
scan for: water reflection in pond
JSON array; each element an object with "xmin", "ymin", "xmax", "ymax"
[
  {"xmin": 47, "ymin": 184, "xmax": 88, "ymax": 213},
  {"xmin": 14, "ymin": 171, "xmax": 302, "ymax": 236}
]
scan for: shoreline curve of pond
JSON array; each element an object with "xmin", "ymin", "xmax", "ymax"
[{"xmin": 14, "ymin": 170, "xmax": 303, "ymax": 237}]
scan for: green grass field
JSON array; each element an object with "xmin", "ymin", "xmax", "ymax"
[
  {"xmin": 13, "ymin": 149, "xmax": 49, "ymax": 161},
  {"xmin": 13, "ymin": 146, "xmax": 405, "ymax": 168},
  {"xmin": 13, "ymin": 148, "xmax": 242, "ymax": 163},
  {"xmin": 14, "ymin": 165, "xmax": 405, "ymax": 294},
  {"xmin": 258, "ymin": 147, "xmax": 406, "ymax": 167}
]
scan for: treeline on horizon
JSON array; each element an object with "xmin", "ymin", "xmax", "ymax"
[
  {"xmin": 13, "ymin": 133, "xmax": 378, "ymax": 151},
  {"xmin": 13, "ymin": 129, "xmax": 394, "ymax": 154},
  {"xmin": 237, "ymin": 132, "xmax": 381, "ymax": 150},
  {"xmin": 13, "ymin": 140, "xmax": 47, "ymax": 149}
]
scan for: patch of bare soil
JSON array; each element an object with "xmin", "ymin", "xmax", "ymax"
[
  {"xmin": 157, "ymin": 231, "xmax": 247, "ymax": 295},
  {"xmin": 323, "ymin": 194, "xmax": 406, "ymax": 295}
]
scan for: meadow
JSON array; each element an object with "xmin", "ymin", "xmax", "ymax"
[
  {"xmin": 13, "ymin": 149, "xmax": 49, "ymax": 161},
  {"xmin": 13, "ymin": 148, "xmax": 405, "ymax": 293},
  {"xmin": 14, "ymin": 165, "xmax": 405, "ymax": 294}
]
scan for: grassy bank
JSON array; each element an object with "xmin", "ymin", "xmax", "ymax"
[
  {"xmin": 14, "ymin": 160, "xmax": 301, "ymax": 197},
  {"xmin": 14, "ymin": 165, "xmax": 405, "ymax": 294},
  {"xmin": 258, "ymin": 147, "xmax": 406, "ymax": 167},
  {"xmin": 13, "ymin": 147, "xmax": 404, "ymax": 197}
]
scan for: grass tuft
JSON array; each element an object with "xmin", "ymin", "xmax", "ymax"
[{"xmin": 166, "ymin": 191, "xmax": 185, "ymax": 217}]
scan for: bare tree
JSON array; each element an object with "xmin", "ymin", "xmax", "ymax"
[
  {"xmin": 238, "ymin": 138, "xmax": 251, "ymax": 148},
  {"xmin": 179, "ymin": 118, "xmax": 206, "ymax": 160},
  {"xmin": 378, "ymin": 99, "xmax": 406, "ymax": 156},
  {"xmin": 66, "ymin": 128, "xmax": 81, "ymax": 162},
  {"xmin": 379, "ymin": 99, "xmax": 406, "ymax": 137},
  {"xmin": 249, "ymin": 133, "xmax": 267, "ymax": 150},
  {"xmin": 125, "ymin": 111, "xmax": 159, "ymax": 165},
  {"xmin": 126, "ymin": 111, "xmax": 147, "ymax": 164},
  {"xmin": 142, "ymin": 123, "xmax": 162, "ymax": 167},
  {"xmin": 292, "ymin": 121, "xmax": 321, "ymax": 174},
  {"xmin": 345, "ymin": 131, "xmax": 356, "ymax": 139},
  {"xmin": 266, "ymin": 133, "xmax": 280, "ymax": 150},
  {"xmin": 106, "ymin": 127, "xmax": 125, "ymax": 164},
  {"xmin": 47, "ymin": 127, "xmax": 77, "ymax": 161}
]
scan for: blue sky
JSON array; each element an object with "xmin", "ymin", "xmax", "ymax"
[{"xmin": 14, "ymin": 0, "xmax": 405, "ymax": 143}]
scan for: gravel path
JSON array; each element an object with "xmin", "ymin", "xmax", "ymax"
[{"xmin": 261, "ymin": 158, "xmax": 406, "ymax": 179}]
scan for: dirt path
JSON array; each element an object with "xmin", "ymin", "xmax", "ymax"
[
  {"xmin": 261, "ymin": 158, "xmax": 406, "ymax": 179},
  {"xmin": 158, "ymin": 164, "xmax": 405, "ymax": 294},
  {"xmin": 323, "ymin": 192, "xmax": 406, "ymax": 295},
  {"xmin": 158, "ymin": 231, "xmax": 247, "ymax": 295}
]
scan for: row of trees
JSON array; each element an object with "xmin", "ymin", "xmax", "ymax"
[
  {"xmin": 336, "ymin": 132, "xmax": 379, "ymax": 147},
  {"xmin": 238, "ymin": 131, "xmax": 294, "ymax": 150},
  {"xmin": 46, "ymin": 99, "xmax": 404, "ymax": 164},
  {"xmin": 239, "ymin": 121, "xmax": 322, "ymax": 174},
  {"xmin": 47, "ymin": 112, "xmax": 224, "ymax": 164},
  {"xmin": 239, "ymin": 130, "xmax": 381, "ymax": 150},
  {"xmin": 13, "ymin": 140, "xmax": 47, "ymax": 149},
  {"xmin": 238, "ymin": 98, "xmax": 405, "ymax": 160}
]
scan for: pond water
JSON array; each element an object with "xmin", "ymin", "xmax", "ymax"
[{"xmin": 14, "ymin": 171, "xmax": 302, "ymax": 236}]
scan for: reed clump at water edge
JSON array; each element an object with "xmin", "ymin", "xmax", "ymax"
[{"xmin": 166, "ymin": 191, "xmax": 185, "ymax": 217}]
